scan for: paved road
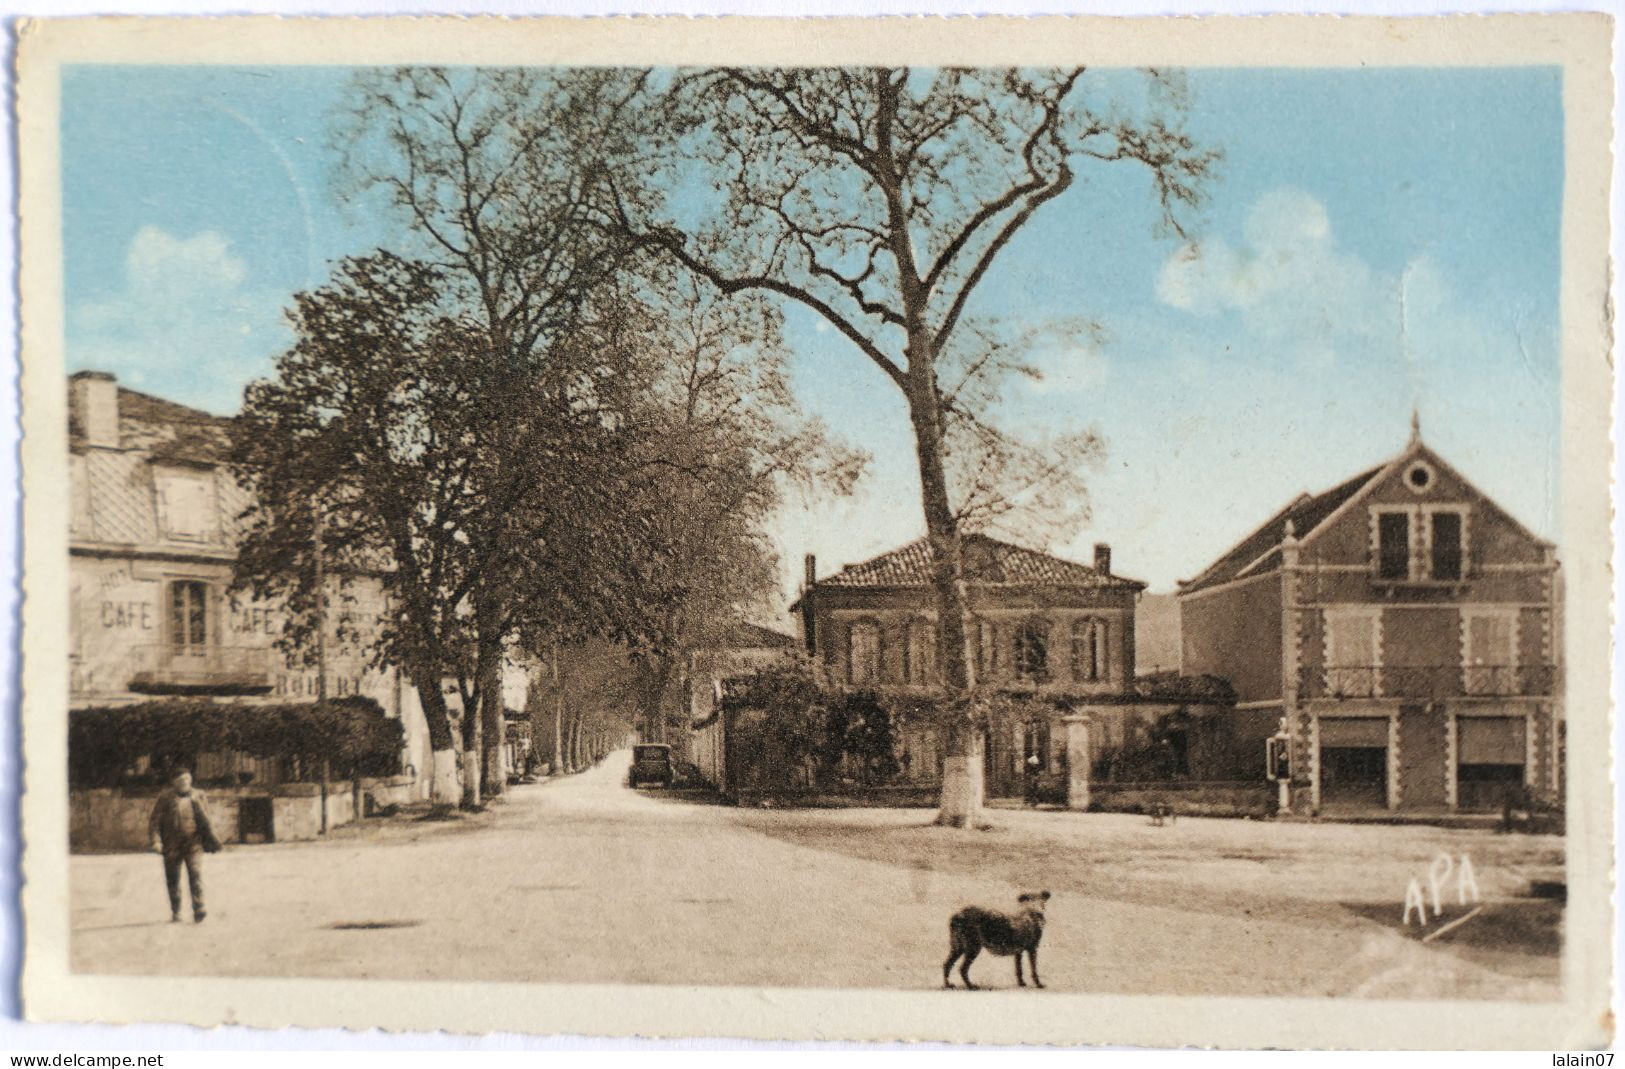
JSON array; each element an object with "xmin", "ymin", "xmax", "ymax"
[{"xmin": 70, "ymin": 751, "xmax": 1556, "ymax": 997}]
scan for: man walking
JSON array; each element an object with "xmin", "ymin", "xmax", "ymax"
[{"xmin": 147, "ymin": 768, "xmax": 218, "ymax": 923}]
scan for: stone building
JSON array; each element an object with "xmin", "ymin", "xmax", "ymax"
[
  {"xmin": 1178, "ymin": 423, "xmax": 1562, "ymax": 814},
  {"xmin": 790, "ymin": 534, "xmax": 1148, "ymax": 800},
  {"xmin": 67, "ymin": 371, "xmax": 438, "ymax": 845},
  {"xmin": 686, "ymin": 621, "xmax": 801, "ymax": 789}
]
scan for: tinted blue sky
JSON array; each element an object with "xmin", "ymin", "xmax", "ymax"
[{"xmin": 61, "ymin": 64, "xmax": 1563, "ymax": 598}]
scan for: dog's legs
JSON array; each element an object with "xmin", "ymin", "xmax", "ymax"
[
  {"xmin": 1015, "ymin": 953, "xmax": 1026, "ymax": 987},
  {"xmin": 943, "ymin": 948, "xmax": 961, "ymax": 989},
  {"xmin": 1029, "ymin": 947, "xmax": 1044, "ymax": 989},
  {"xmin": 959, "ymin": 946, "xmax": 980, "ymax": 990}
]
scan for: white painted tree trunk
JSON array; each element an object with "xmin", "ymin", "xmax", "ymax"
[
  {"xmin": 936, "ymin": 731, "xmax": 985, "ymax": 828},
  {"xmin": 430, "ymin": 748, "xmax": 460, "ymax": 806}
]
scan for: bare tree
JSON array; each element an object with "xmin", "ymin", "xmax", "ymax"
[
  {"xmin": 531, "ymin": 271, "xmax": 866, "ymax": 749},
  {"xmin": 612, "ymin": 67, "xmax": 1216, "ymax": 826}
]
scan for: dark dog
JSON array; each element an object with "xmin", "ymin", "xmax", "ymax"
[{"xmin": 942, "ymin": 890, "xmax": 1050, "ymax": 990}]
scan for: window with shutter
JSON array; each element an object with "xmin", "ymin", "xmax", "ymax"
[
  {"xmin": 1070, "ymin": 618, "xmax": 1107, "ymax": 682},
  {"xmin": 1376, "ymin": 511, "xmax": 1411, "ymax": 580},
  {"xmin": 1464, "ymin": 611, "xmax": 1516, "ymax": 695},
  {"xmin": 976, "ymin": 619, "xmax": 1000, "ymax": 681},
  {"xmin": 1429, "ymin": 510, "xmax": 1465, "ymax": 581},
  {"xmin": 1324, "ymin": 610, "xmax": 1380, "ymax": 697},
  {"xmin": 154, "ymin": 468, "xmax": 219, "ymax": 543},
  {"xmin": 847, "ymin": 619, "xmax": 881, "ymax": 686},
  {"xmin": 1014, "ymin": 618, "xmax": 1051, "ymax": 681},
  {"xmin": 903, "ymin": 618, "xmax": 936, "ymax": 685}
]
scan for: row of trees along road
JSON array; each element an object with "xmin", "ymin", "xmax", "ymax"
[
  {"xmin": 231, "ymin": 69, "xmax": 861, "ymax": 806},
  {"xmin": 233, "ymin": 66, "xmax": 1216, "ymax": 824}
]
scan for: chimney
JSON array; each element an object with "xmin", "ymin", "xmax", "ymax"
[
  {"xmin": 1093, "ymin": 542, "xmax": 1112, "ymax": 576},
  {"xmin": 71, "ymin": 371, "xmax": 119, "ymax": 448},
  {"xmin": 799, "ymin": 554, "xmax": 820, "ymax": 656}
]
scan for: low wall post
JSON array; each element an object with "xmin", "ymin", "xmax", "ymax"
[{"xmin": 1061, "ymin": 713, "xmax": 1092, "ymax": 811}]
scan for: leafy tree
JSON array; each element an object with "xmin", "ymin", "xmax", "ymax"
[
  {"xmin": 611, "ymin": 67, "xmax": 1216, "ymax": 825},
  {"xmin": 824, "ymin": 692, "xmax": 903, "ymax": 786},
  {"xmin": 325, "ymin": 69, "xmax": 866, "ymax": 795},
  {"xmin": 721, "ymin": 668, "xmax": 830, "ymax": 790},
  {"xmin": 232, "ymin": 255, "xmax": 673, "ymax": 805},
  {"xmin": 328, "ymin": 68, "xmax": 662, "ymax": 802}
]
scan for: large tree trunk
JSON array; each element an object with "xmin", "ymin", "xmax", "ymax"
[
  {"xmin": 479, "ymin": 656, "xmax": 506, "ymax": 799},
  {"xmin": 412, "ymin": 665, "xmax": 461, "ymax": 806},
  {"xmin": 475, "ymin": 590, "xmax": 506, "ymax": 799},
  {"xmin": 907, "ymin": 363, "xmax": 984, "ymax": 829},
  {"xmin": 460, "ymin": 677, "xmax": 483, "ymax": 808},
  {"xmin": 552, "ymin": 638, "xmax": 565, "ymax": 776}
]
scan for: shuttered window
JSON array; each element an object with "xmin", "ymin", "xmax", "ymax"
[
  {"xmin": 1014, "ymin": 618, "xmax": 1050, "ymax": 681},
  {"xmin": 902, "ymin": 618, "xmax": 936, "ymax": 685},
  {"xmin": 1429, "ymin": 511, "xmax": 1464, "ymax": 581},
  {"xmin": 154, "ymin": 468, "xmax": 219, "ymax": 543},
  {"xmin": 976, "ymin": 619, "xmax": 1000, "ymax": 681},
  {"xmin": 1071, "ymin": 618, "xmax": 1107, "ymax": 682},
  {"xmin": 847, "ymin": 619, "xmax": 880, "ymax": 685},
  {"xmin": 1465, "ymin": 613, "xmax": 1514, "ymax": 666},
  {"xmin": 1377, "ymin": 511, "xmax": 1411, "ymax": 579},
  {"xmin": 1324, "ymin": 610, "xmax": 1380, "ymax": 697}
]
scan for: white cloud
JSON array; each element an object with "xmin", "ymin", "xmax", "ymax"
[
  {"xmin": 68, "ymin": 226, "xmax": 290, "ymax": 411},
  {"xmin": 1141, "ymin": 192, "xmax": 1559, "ymax": 559},
  {"xmin": 1156, "ymin": 188, "xmax": 1388, "ymax": 361},
  {"xmin": 1015, "ymin": 319, "xmax": 1111, "ymax": 397}
]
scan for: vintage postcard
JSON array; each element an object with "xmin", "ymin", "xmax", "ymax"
[{"xmin": 15, "ymin": 13, "xmax": 1614, "ymax": 1049}]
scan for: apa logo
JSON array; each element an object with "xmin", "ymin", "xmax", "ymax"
[{"xmin": 1402, "ymin": 852, "xmax": 1481, "ymax": 927}]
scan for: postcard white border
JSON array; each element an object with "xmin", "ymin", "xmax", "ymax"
[{"xmin": 16, "ymin": 13, "xmax": 1615, "ymax": 1048}]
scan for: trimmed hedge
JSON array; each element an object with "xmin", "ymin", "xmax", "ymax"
[{"xmin": 69, "ymin": 696, "xmax": 403, "ymax": 789}]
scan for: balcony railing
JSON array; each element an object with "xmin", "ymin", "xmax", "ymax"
[
  {"xmin": 1300, "ymin": 664, "xmax": 1557, "ymax": 701},
  {"xmin": 129, "ymin": 644, "xmax": 277, "ymax": 696}
]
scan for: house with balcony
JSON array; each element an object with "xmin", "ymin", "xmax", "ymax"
[
  {"xmin": 1177, "ymin": 421, "xmax": 1562, "ymax": 814},
  {"xmin": 67, "ymin": 371, "xmax": 440, "ymax": 836},
  {"xmin": 791, "ymin": 535, "xmax": 1189, "ymax": 801}
]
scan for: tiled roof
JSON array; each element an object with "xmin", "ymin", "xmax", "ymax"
[
  {"xmin": 1178, "ymin": 465, "xmax": 1384, "ymax": 594},
  {"xmin": 70, "ymin": 385, "xmax": 235, "ymax": 462},
  {"xmin": 69, "ymin": 382, "xmax": 246, "ymax": 550},
  {"xmin": 814, "ymin": 534, "xmax": 1144, "ymax": 591},
  {"xmin": 703, "ymin": 622, "xmax": 799, "ymax": 651}
]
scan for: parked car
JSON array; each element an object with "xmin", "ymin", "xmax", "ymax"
[{"xmin": 629, "ymin": 744, "xmax": 674, "ymax": 788}]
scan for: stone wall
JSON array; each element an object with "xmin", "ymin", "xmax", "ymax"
[
  {"xmin": 70, "ymin": 782, "xmax": 370, "ymax": 852},
  {"xmin": 732, "ymin": 784, "xmax": 940, "ymax": 808},
  {"xmin": 1090, "ymin": 780, "xmax": 1274, "ymax": 818}
]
